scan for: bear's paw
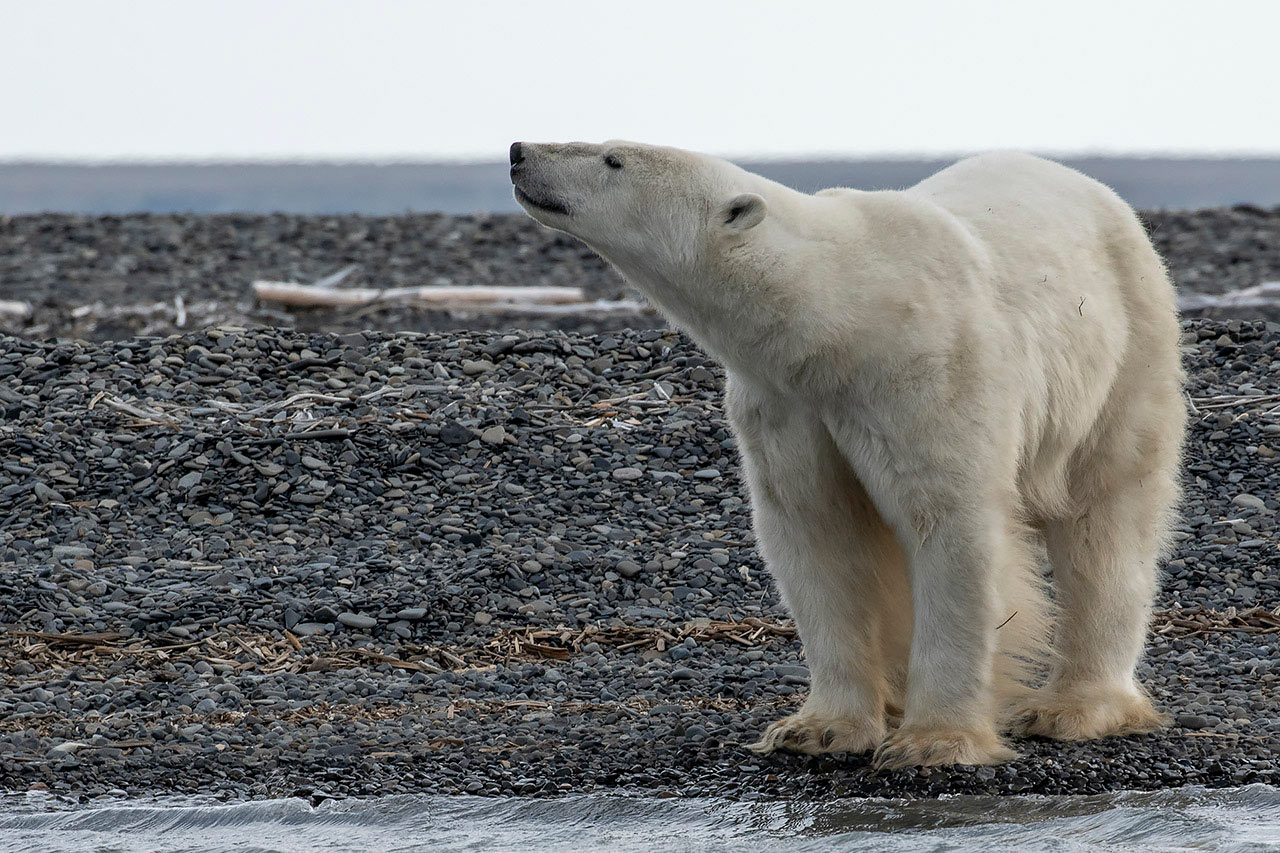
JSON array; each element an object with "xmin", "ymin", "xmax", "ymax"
[
  {"xmin": 1017, "ymin": 689, "xmax": 1167, "ymax": 741},
  {"xmin": 747, "ymin": 714, "xmax": 883, "ymax": 756},
  {"xmin": 872, "ymin": 724, "xmax": 1017, "ymax": 768}
]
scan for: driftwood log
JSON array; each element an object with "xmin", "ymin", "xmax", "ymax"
[
  {"xmin": 251, "ymin": 281, "xmax": 650, "ymax": 315},
  {"xmin": 1178, "ymin": 281, "xmax": 1280, "ymax": 311}
]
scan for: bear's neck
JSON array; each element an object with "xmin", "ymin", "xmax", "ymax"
[
  {"xmin": 601, "ymin": 185, "xmax": 863, "ymax": 392},
  {"xmin": 611, "ymin": 243, "xmax": 806, "ymax": 390}
]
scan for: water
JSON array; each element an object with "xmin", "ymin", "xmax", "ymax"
[
  {"xmin": 1, "ymin": 786, "xmax": 1277, "ymax": 853},
  {"xmin": 3, "ymin": 157, "xmax": 1280, "ymax": 215}
]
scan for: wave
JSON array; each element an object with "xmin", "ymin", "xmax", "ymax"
[{"xmin": 1, "ymin": 784, "xmax": 1277, "ymax": 853}]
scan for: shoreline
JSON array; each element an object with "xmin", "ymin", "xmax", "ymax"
[{"xmin": 0, "ymin": 319, "xmax": 1276, "ymax": 801}]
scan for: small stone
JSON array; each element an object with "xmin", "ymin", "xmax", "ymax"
[
  {"xmin": 482, "ymin": 338, "xmax": 517, "ymax": 358},
  {"xmin": 1231, "ymin": 493, "xmax": 1267, "ymax": 512},
  {"xmin": 32, "ymin": 482, "xmax": 65, "ymax": 503},
  {"xmin": 1176, "ymin": 714, "xmax": 1215, "ymax": 730},
  {"xmin": 615, "ymin": 560, "xmax": 642, "ymax": 578},
  {"xmin": 612, "ymin": 467, "xmax": 643, "ymax": 481},
  {"xmin": 474, "ymin": 612, "xmax": 493, "ymax": 626},
  {"xmin": 338, "ymin": 612, "xmax": 377, "ymax": 630},
  {"xmin": 439, "ymin": 421, "xmax": 474, "ymax": 445},
  {"xmin": 480, "ymin": 425, "xmax": 507, "ymax": 445}
]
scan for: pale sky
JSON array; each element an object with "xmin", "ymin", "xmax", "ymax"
[{"xmin": 2, "ymin": 0, "xmax": 1278, "ymax": 161}]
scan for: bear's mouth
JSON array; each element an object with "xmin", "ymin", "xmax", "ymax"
[{"xmin": 514, "ymin": 186, "xmax": 571, "ymax": 217}]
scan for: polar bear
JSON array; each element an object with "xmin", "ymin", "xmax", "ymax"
[{"xmin": 510, "ymin": 140, "xmax": 1186, "ymax": 767}]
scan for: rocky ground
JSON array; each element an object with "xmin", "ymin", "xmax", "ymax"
[
  {"xmin": 0, "ymin": 213, "xmax": 646, "ymax": 342},
  {"xmin": 0, "ymin": 316, "xmax": 1276, "ymax": 802},
  {"xmin": 2, "ymin": 207, "xmax": 1279, "ymax": 342}
]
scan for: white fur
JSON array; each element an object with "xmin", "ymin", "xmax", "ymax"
[{"xmin": 512, "ymin": 142, "xmax": 1186, "ymax": 766}]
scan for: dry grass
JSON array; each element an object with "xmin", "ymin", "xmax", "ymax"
[
  {"xmin": 0, "ymin": 617, "xmax": 799, "ymax": 686},
  {"xmin": 0, "ymin": 607, "xmax": 1275, "ymax": 743},
  {"xmin": 1150, "ymin": 605, "xmax": 1280, "ymax": 637},
  {"xmin": 1, "ymin": 609, "xmax": 1272, "ymax": 686},
  {"xmin": 0, "ymin": 606, "xmax": 1268, "ymax": 706}
]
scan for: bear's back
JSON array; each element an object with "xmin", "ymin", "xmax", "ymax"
[
  {"xmin": 901, "ymin": 152, "xmax": 1166, "ymax": 315},
  {"xmin": 906, "ymin": 152, "xmax": 1135, "ymax": 244}
]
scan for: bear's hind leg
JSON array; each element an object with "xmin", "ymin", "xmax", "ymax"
[{"xmin": 1021, "ymin": 481, "xmax": 1171, "ymax": 741}]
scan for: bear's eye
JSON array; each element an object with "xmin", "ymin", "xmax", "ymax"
[{"xmin": 604, "ymin": 153, "xmax": 623, "ymax": 170}]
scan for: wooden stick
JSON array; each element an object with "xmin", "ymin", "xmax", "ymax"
[
  {"xmin": 490, "ymin": 299, "xmax": 650, "ymax": 316},
  {"xmin": 0, "ymin": 300, "xmax": 31, "ymax": 320},
  {"xmin": 252, "ymin": 281, "xmax": 587, "ymax": 308},
  {"xmin": 98, "ymin": 394, "xmax": 179, "ymax": 425},
  {"xmin": 1179, "ymin": 281, "xmax": 1280, "ymax": 311}
]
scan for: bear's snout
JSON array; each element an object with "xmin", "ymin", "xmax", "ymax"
[{"xmin": 509, "ymin": 144, "xmax": 570, "ymax": 217}]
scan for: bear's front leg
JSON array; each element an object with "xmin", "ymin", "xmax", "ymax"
[
  {"xmin": 872, "ymin": 505, "xmax": 1018, "ymax": 768},
  {"xmin": 744, "ymin": 488, "xmax": 895, "ymax": 757},
  {"xmin": 730, "ymin": 389, "xmax": 897, "ymax": 757}
]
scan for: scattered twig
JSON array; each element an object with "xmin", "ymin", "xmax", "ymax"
[
  {"xmin": 1151, "ymin": 606, "xmax": 1280, "ymax": 637},
  {"xmin": 281, "ymin": 428, "xmax": 351, "ymax": 441},
  {"xmin": 1189, "ymin": 393, "xmax": 1280, "ymax": 411},
  {"xmin": 4, "ymin": 609, "xmax": 1266, "ymax": 697},
  {"xmin": 485, "ymin": 618, "xmax": 798, "ymax": 662},
  {"xmin": 243, "ymin": 391, "xmax": 353, "ymax": 416},
  {"xmin": 97, "ymin": 394, "xmax": 180, "ymax": 426},
  {"xmin": 309, "ymin": 265, "xmax": 361, "ymax": 289}
]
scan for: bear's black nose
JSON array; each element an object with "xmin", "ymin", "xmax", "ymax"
[{"xmin": 509, "ymin": 142, "xmax": 524, "ymax": 166}]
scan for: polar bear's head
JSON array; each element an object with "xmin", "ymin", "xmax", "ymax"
[{"xmin": 509, "ymin": 140, "xmax": 768, "ymax": 282}]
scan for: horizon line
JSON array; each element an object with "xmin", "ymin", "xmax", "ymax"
[{"xmin": 4, "ymin": 149, "xmax": 1280, "ymax": 168}]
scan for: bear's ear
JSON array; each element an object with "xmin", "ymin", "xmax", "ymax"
[{"xmin": 719, "ymin": 193, "xmax": 766, "ymax": 232}]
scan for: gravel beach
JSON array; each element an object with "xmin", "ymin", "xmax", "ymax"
[
  {"xmin": 0, "ymin": 310, "xmax": 1276, "ymax": 802},
  {"xmin": 2, "ymin": 207, "xmax": 1280, "ymax": 342}
]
